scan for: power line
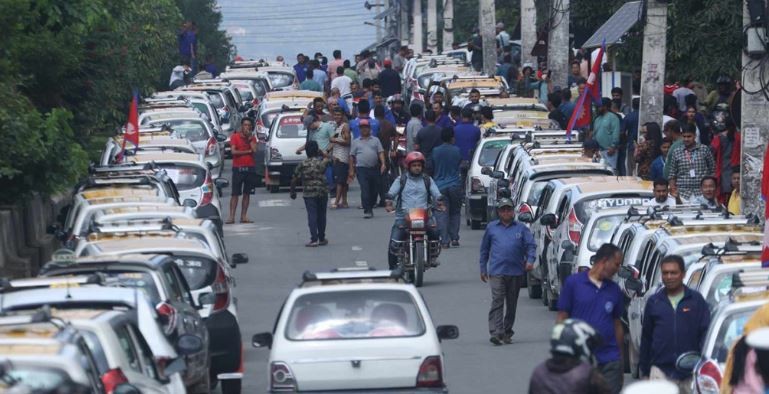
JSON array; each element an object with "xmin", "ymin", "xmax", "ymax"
[
  {"xmin": 217, "ymin": 0, "xmax": 361, "ymax": 11},
  {"xmin": 221, "ymin": 12, "xmax": 367, "ymax": 21}
]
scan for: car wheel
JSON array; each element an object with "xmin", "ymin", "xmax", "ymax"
[
  {"xmin": 527, "ymin": 273, "xmax": 542, "ymax": 299},
  {"xmin": 269, "ymin": 185, "xmax": 280, "ymax": 193},
  {"xmin": 413, "ymin": 246, "xmax": 425, "ymax": 287},
  {"xmin": 470, "ymin": 220, "xmax": 482, "ymax": 230},
  {"xmin": 221, "ymin": 379, "xmax": 242, "ymax": 394}
]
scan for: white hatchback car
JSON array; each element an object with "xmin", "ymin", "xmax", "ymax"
[{"xmin": 252, "ymin": 268, "xmax": 458, "ymax": 392}]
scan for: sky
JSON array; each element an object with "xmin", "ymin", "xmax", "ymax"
[{"xmin": 217, "ymin": 0, "xmax": 379, "ymax": 63}]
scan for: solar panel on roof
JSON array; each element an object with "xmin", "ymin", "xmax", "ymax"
[{"xmin": 582, "ymin": 1, "xmax": 643, "ymax": 49}]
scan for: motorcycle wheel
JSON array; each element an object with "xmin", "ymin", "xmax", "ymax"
[{"xmin": 413, "ymin": 245, "xmax": 425, "ymax": 287}]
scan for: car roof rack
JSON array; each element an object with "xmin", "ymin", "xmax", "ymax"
[
  {"xmin": 300, "ymin": 265, "xmax": 404, "ymax": 287},
  {"xmin": 0, "ymin": 274, "xmax": 106, "ymax": 293},
  {"xmin": 701, "ymin": 237, "xmax": 763, "ymax": 257}
]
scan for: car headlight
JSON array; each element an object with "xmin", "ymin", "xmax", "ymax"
[{"xmin": 270, "ymin": 147, "xmax": 282, "ymax": 161}]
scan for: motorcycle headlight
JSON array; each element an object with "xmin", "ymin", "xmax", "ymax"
[{"xmin": 410, "ymin": 219, "xmax": 425, "ymax": 229}]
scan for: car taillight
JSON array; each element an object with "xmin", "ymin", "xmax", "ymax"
[
  {"xmin": 696, "ymin": 359, "xmax": 722, "ymax": 394},
  {"xmin": 155, "ymin": 302, "xmax": 178, "ymax": 335},
  {"xmin": 567, "ymin": 207, "xmax": 582, "ymax": 245},
  {"xmin": 518, "ymin": 203, "xmax": 532, "ymax": 215},
  {"xmin": 415, "ymin": 356, "xmax": 443, "ymax": 388},
  {"xmin": 252, "ymin": 98, "xmax": 260, "ymax": 107},
  {"xmin": 270, "ymin": 147, "xmax": 283, "ymax": 161},
  {"xmin": 211, "ymin": 264, "xmax": 230, "ymax": 312},
  {"xmin": 102, "ymin": 368, "xmax": 129, "ymax": 394},
  {"xmin": 470, "ymin": 177, "xmax": 484, "ymax": 193},
  {"xmin": 270, "ymin": 362, "xmax": 296, "ymax": 391},
  {"xmin": 201, "ymin": 173, "xmax": 214, "ymax": 206},
  {"xmin": 206, "ymin": 137, "xmax": 217, "ymax": 156}
]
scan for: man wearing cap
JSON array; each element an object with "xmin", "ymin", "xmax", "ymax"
[
  {"xmin": 378, "ymin": 59, "xmax": 401, "ymax": 99},
  {"xmin": 480, "ymin": 198, "xmax": 537, "ymax": 346},
  {"xmin": 348, "ymin": 118, "xmax": 386, "ymax": 218}
]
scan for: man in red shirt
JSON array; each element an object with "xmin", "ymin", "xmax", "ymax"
[{"xmin": 228, "ymin": 118, "xmax": 258, "ymax": 224}]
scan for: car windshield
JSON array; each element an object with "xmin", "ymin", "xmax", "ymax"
[
  {"xmin": 206, "ymin": 93, "xmax": 225, "ymax": 109},
  {"xmin": 261, "ymin": 112, "xmax": 278, "ymax": 129},
  {"xmin": 148, "ymin": 119, "xmax": 209, "ymax": 142},
  {"xmin": 587, "ymin": 214, "xmax": 624, "ymax": 251},
  {"xmin": 478, "ymin": 140, "xmax": 509, "ymax": 167},
  {"xmin": 706, "ymin": 270, "xmax": 738, "ymax": 307},
  {"xmin": 574, "ymin": 195, "xmax": 652, "ymax": 223},
  {"xmin": 526, "ymin": 181, "xmax": 548, "ymax": 205},
  {"xmin": 0, "ymin": 366, "xmax": 73, "ymax": 391},
  {"xmin": 101, "ymin": 271, "xmax": 161, "ymax": 303},
  {"xmin": 171, "ymin": 255, "xmax": 217, "ymax": 290},
  {"xmin": 712, "ymin": 308, "xmax": 753, "ymax": 363},
  {"xmin": 232, "ymin": 84, "xmax": 253, "ymax": 102},
  {"xmin": 190, "ymin": 102, "xmax": 215, "ymax": 122},
  {"xmin": 286, "ymin": 290, "xmax": 426, "ymax": 341},
  {"xmin": 156, "ymin": 164, "xmax": 206, "ymax": 190},
  {"xmin": 268, "ymin": 72, "xmax": 294, "ymax": 88},
  {"xmin": 275, "ymin": 116, "xmax": 307, "ymax": 139}
]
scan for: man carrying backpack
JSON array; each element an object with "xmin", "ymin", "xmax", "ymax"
[{"xmin": 385, "ymin": 152, "xmax": 444, "ymax": 269}]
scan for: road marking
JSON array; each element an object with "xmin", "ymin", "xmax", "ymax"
[
  {"xmin": 351, "ymin": 246, "xmax": 362, "ymax": 251},
  {"xmin": 258, "ymin": 199, "xmax": 290, "ymax": 207}
]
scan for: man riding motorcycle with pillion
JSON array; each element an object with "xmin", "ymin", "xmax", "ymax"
[{"xmin": 385, "ymin": 152, "xmax": 445, "ymax": 269}]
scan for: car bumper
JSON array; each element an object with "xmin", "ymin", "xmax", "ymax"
[
  {"xmin": 467, "ymin": 194, "xmax": 487, "ymax": 221},
  {"xmin": 205, "ymin": 310, "xmax": 242, "ymax": 374},
  {"xmin": 266, "ymin": 163, "xmax": 299, "ymax": 185}
]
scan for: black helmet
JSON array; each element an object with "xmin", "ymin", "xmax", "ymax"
[
  {"xmin": 550, "ymin": 318, "xmax": 601, "ymax": 362},
  {"xmin": 716, "ymin": 75, "xmax": 733, "ymax": 85}
]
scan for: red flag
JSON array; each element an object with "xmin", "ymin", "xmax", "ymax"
[
  {"xmin": 761, "ymin": 142, "xmax": 769, "ymax": 267},
  {"xmin": 567, "ymin": 44, "xmax": 604, "ymax": 137},
  {"xmin": 123, "ymin": 91, "xmax": 140, "ymax": 151}
]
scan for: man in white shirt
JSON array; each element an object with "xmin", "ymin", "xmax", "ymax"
[
  {"xmin": 644, "ymin": 179, "xmax": 677, "ymax": 207},
  {"xmin": 330, "ymin": 66, "xmax": 352, "ymax": 97}
]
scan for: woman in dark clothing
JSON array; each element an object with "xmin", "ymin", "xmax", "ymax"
[{"xmin": 634, "ymin": 122, "xmax": 662, "ymax": 180}]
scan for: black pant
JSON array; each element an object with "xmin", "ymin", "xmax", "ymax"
[
  {"xmin": 356, "ymin": 166, "xmax": 379, "ymax": 213},
  {"xmin": 378, "ymin": 168, "xmax": 393, "ymax": 205},
  {"xmin": 303, "ymin": 196, "xmax": 327, "ymax": 242},
  {"xmin": 488, "ymin": 275, "xmax": 523, "ymax": 337},
  {"xmin": 387, "ymin": 218, "xmax": 439, "ymax": 269}
]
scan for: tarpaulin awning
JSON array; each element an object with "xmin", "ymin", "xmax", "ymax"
[{"xmin": 582, "ymin": 1, "xmax": 643, "ymax": 49}]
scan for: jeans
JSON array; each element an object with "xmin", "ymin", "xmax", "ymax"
[
  {"xmin": 488, "ymin": 275, "xmax": 523, "ymax": 337},
  {"xmin": 378, "ymin": 167, "xmax": 393, "ymax": 205},
  {"xmin": 388, "ymin": 218, "xmax": 439, "ymax": 269},
  {"xmin": 616, "ymin": 145, "xmax": 626, "ymax": 176},
  {"xmin": 325, "ymin": 165, "xmax": 335, "ymax": 195},
  {"xmin": 356, "ymin": 166, "xmax": 379, "ymax": 213},
  {"xmin": 303, "ymin": 196, "xmax": 327, "ymax": 242},
  {"xmin": 435, "ymin": 185, "xmax": 462, "ymax": 244},
  {"xmin": 597, "ymin": 360, "xmax": 623, "ymax": 394},
  {"xmin": 600, "ymin": 149, "xmax": 618, "ymax": 172}
]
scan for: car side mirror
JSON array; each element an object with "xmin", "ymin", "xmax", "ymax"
[
  {"xmin": 175, "ymin": 334, "xmax": 204, "ymax": 356},
  {"xmin": 497, "ymin": 179, "xmax": 509, "ymax": 189},
  {"xmin": 618, "ymin": 265, "xmax": 639, "ymax": 280},
  {"xmin": 113, "ymin": 384, "xmax": 141, "ymax": 394},
  {"xmin": 182, "ymin": 199, "xmax": 197, "ymax": 208},
  {"xmin": 436, "ymin": 325, "xmax": 459, "ymax": 341},
  {"xmin": 163, "ymin": 357, "xmax": 187, "ymax": 376},
  {"xmin": 252, "ymin": 332, "xmax": 273, "ymax": 348},
  {"xmin": 491, "ymin": 171, "xmax": 505, "ymax": 179},
  {"xmin": 675, "ymin": 351, "xmax": 700, "ymax": 373},
  {"xmin": 214, "ymin": 178, "xmax": 230, "ymax": 189},
  {"xmin": 198, "ymin": 292, "xmax": 216, "ymax": 306},
  {"xmin": 518, "ymin": 212, "xmax": 534, "ymax": 223},
  {"xmin": 232, "ymin": 253, "xmax": 249, "ymax": 265},
  {"xmin": 215, "ymin": 133, "xmax": 227, "ymax": 142},
  {"xmin": 561, "ymin": 240, "xmax": 574, "ymax": 251},
  {"xmin": 539, "ymin": 213, "xmax": 556, "ymax": 227},
  {"xmin": 480, "ymin": 166, "xmax": 492, "ymax": 176},
  {"xmin": 257, "ymin": 132, "xmax": 267, "ymax": 141},
  {"xmin": 625, "ymin": 278, "xmax": 644, "ymax": 296}
]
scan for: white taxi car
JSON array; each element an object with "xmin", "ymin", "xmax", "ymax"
[{"xmin": 251, "ymin": 268, "xmax": 458, "ymax": 392}]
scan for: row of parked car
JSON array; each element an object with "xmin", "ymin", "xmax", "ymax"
[
  {"xmin": 473, "ymin": 126, "xmax": 763, "ymax": 393},
  {"xmin": 0, "ymin": 74, "xmax": 271, "ymax": 393}
]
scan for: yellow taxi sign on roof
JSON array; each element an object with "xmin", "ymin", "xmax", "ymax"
[
  {"xmin": 87, "ymin": 231, "xmax": 176, "ymax": 242},
  {"xmin": 665, "ymin": 226, "xmax": 763, "ymax": 238},
  {"xmin": 264, "ymin": 90, "xmax": 323, "ymax": 100},
  {"xmin": 0, "ymin": 343, "xmax": 61, "ymax": 355},
  {"xmin": 446, "ymin": 77, "xmax": 504, "ymax": 89},
  {"xmin": 80, "ymin": 188, "xmax": 158, "ymax": 200},
  {"xmin": 128, "ymin": 152, "xmax": 202, "ymax": 164},
  {"xmin": 487, "ymin": 97, "xmax": 540, "ymax": 106}
]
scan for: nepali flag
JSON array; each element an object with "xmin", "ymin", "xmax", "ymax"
[
  {"xmin": 121, "ymin": 89, "xmax": 140, "ymax": 156},
  {"xmin": 566, "ymin": 41, "xmax": 605, "ymax": 140},
  {"xmin": 761, "ymin": 142, "xmax": 769, "ymax": 267}
]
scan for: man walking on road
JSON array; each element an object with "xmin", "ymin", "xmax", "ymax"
[
  {"xmin": 432, "ymin": 128, "xmax": 463, "ymax": 247},
  {"xmin": 228, "ymin": 118, "xmax": 258, "ymax": 224},
  {"xmin": 558, "ymin": 243, "xmax": 625, "ymax": 394},
  {"xmin": 290, "ymin": 141, "xmax": 330, "ymax": 247},
  {"xmin": 348, "ymin": 119, "xmax": 386, "ymax": 218},
  {"xmin": 639, "ymin": 255, "xmax": 710, "ymax": 391},
  {"xmin": 480, "ymin": 198, "xmax": 536, "ymax": 346}
]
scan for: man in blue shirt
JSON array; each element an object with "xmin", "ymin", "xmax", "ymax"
[
  {"xmin": 557, "ymin": 243, "xmax": 625, "ymax": 394},
  {"xmin": 349, "ymin": 100, "xmax": 380, "ymax": 139},
  {"xmin": 293, "ymin": 53, "xmax": 308, "ymax": 83},
  {"xmin": 453, "ymin": 108, "xmax": 481, "ymax": 188},
  {"xmin": 432, "ymin": 128, "xmax": 463, "ymax": 248},
  {"xmin": 480, "ymin": 198, "xmax": 536, "ymax": 346}
]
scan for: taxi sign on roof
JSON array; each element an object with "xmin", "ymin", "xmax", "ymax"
[
  {"xmin": 265, "ymin": 90, "xmax": 322, "ymax": 100},
  {"xmin": 279, "ymin": 115, "xmax": 303, "ymax": 126}
]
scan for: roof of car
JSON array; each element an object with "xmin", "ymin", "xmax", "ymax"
[
  {"xmin": 256, "ymin": 66, "xmax": 295, "ymax": 73},
  {"xmin": 79, "ymin": 187, "xmax": 159, "ymax": 200},
  {"xmin": 86, "ymin": 237, "xmax": 213, "ymax": 255},
  {"xmin": 264, "ymin": 90, "xmax": 323, "ymax": 100},
  {"xmin": 0, "ymin": 342, "xmax": 62, "ymax": 355},
  {"xmin": 128, "ymin": 152, "xmax": 204, "ymax": 165},
  {"xmin": 446, "ymin": 77, "xmax": 505, "ymax": 89},
  {"xmin": 571, "ymin": 177, "xmax": 653, "ymax": 193},
  {"xmin": 95, "ymin": 205, "xmax": 189, "ymax": 215},
  {"xmin": 528, "ymin": 162, "xmax": 612, "ymax": 174},
  {"xmin": 487, "ymin": 97, "xmax": 540, "ymax": 107},
  {"xmin": 664, "ymin": 227, "xmax": 763, "ymax": 239},
  {"xmin": 79, "ymin": 196, "xmax": 172, "ymax": 205}
]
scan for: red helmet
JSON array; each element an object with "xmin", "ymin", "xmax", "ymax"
[{"xmin": 404, "ymin": 151, "xmax": 426, "ymax": 167}]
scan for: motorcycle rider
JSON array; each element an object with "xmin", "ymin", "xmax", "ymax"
[
  {"xmin": 385, "ymin": 152, "xmax": 444, "ymax": 269},
  {"xmin": 528, "ymin": 318, "xmax": 611, "ymax": 394}
]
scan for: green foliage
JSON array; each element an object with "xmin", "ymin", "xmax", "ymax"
[
  {"xmin": 0, "ymin": 0, "xmax": 231, "ymax": 203},
  {"xmin": 175, "ymin": 0, "xmax": 235, "ymax": 71},
  {"xmin": 450, "ymin": 0, "xmax": 519, "ymax": 44}
]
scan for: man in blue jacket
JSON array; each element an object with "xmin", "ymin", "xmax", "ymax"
[{"xmin": 639, "ymin": 254, "xmax": 710, "ymax": 390}]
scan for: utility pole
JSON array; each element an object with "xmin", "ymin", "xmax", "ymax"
[
  {"xmin": 479, "ymin": 0, "xmax": 496, "ymax": 76},
  {"xmin": 412, "ymin": 0, "xmax": 423, "ymax": 53},
  {"xmin": 520, "ymin": 0, "xmax": 537, "ymax": 68},
  {"xmin": 442, "ymin": 0, "xmax": 454, "ymax": 51},
  {"xmin": 426, "ymin": 0, "xmax": 438, "ymax": 53},
  {"xmin": 740, "ymin": 0, "xmax": 769, "ymax": 216},
  {"xmin": 638, "ymin": 1, "xmax": 668, "ymax": 128},
  {"xmin": 547, "ymin": 0, "xmax": 569, "ymax": 90},
  {"xmin": 400, "ymin": 0, "xmax": 409, "ymax": 46},
  {"xmin": 375, "ymin": 2, "xmax": 383, "ymax": 43}
]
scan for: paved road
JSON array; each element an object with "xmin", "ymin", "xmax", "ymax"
[{"xmin": 221, "ymin": 170, "xmax": 555, "ymax": 393}]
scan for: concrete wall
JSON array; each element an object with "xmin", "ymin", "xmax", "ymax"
[{"xmin": 0, "ymin": 194, "xmax": 68, "ymax": 278}]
